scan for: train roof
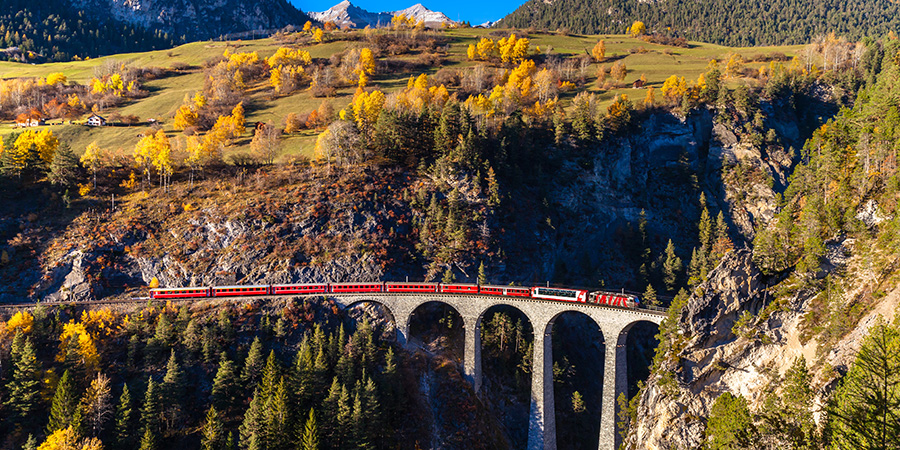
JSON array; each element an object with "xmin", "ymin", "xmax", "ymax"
[
  {"xmin": 150, "ymin": 287, "xmax": 209, "ymax": 291},
  {"xmin": 214, "ymin": 285, "xmax": 269, "ymax": 289}
]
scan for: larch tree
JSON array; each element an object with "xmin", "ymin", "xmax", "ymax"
[
  {"xmin": 80, "ymin": 142, "xmax": 103, "ymax": 187},
  {"xmin": 591, "ymin": 40, "xmax": 606, "ymax": 61},
  {"xmin": 629, "ymin": 21, "xmax": 647, "ymax": 37},
  {"xmin": 80, "ymin": 373, "xmax": 113, "ymax": 438}
]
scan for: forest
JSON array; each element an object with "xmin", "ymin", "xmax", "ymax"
[
  {"xmin": 0, "ymin": 0, "xmax": 178, "ymax": 62},
  {"xmin": 499, "ymin": 0, "xmax": 900, "ymax": 46}
]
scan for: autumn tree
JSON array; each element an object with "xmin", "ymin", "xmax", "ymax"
[
  {"xmin": 591, "ymin": 40, "xmax": 606, "ymax": 61},
  {"xmin": 250, "ymin": 122, "xmax": 281, "ymax": 164},
  {"xmin": 629, "ymin": 21, "xmax": 647, "ymax": 37}
]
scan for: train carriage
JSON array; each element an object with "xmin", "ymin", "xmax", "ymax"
[
  {"xmin": 271, "ymin": 283, "xmax": 328, "ymax": 295},
  {"xmin": 385, "ymin": 282, "xmax": 438, "ymax": 293},
  {"xmin": 531, "ymin": 287, "xmax": 588, "ymax": 303},
  {"xmin": 330, "ymin": 282, "xmax": 384, "ymax": 293},
  {"xmin": 150, "ymin": 287, "xmax": 210, "ymax": 299},
  {"xmin": 439, "ymin": 283, "xmax": 479, "ymax": 294},
  {"xmin": 589, "ymin": 292, "xmax": 639, "ymax": 308},
  {"xmin": 213, "ymin": 285, "xmax": 270, "ymax": 297}
]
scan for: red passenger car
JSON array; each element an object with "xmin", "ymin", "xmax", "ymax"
[
  {"xmin": 150, "ymin": 287, "xmax": 210, "ymax": 299},
  {"xmin": 385, "ymin": 282, "xmax": 438, "ymax": 293},
  {"xmin": 330, "ymin": 282, "xmax": 384, "ymax": 293},
  {"xmin": 271, "ymin": 284, "xmax": 328, "ymax": 295},
  {"xmin": 213, "ymin": 285, "xmax": 269, "ymax": 297},
  {"xmin": 439, "ymin": 283, "xmax": 480, "ymax": 294}
]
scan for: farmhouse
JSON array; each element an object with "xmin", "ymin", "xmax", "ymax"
[{"xmin": 86, "ymin": 114, "xmax": 107, "ymax": 127}]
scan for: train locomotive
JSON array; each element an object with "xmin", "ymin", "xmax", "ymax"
[{"xmin": 150, "ymin": 282, "xmax": 641, "ymax": 309}]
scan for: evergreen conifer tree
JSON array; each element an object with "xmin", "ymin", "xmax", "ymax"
[
  {"xmin": 201, "ymin": 406, "xmax": 226, "ymax": 450},
  {"xmin": 239, "ymin": 389, "xmax": 266, "ymax": 450},
  {"xmin": 48, "ymin": 369, "xmax": 79, "ymax": 434},
  {"xmin": 299, "ymin": 408, "xmax": 319, "ymax": 450},
  {"xmin": 162, "ymin": 350, "xmax": 185, "ymax": 429},
  {"xmin": 140, "ymin": 378, "xmax": 161, "ymax": 439},
  {"xmin": 212, "ymin": 353, "xmax": 239, "ymax": 418},
  {"xmin": 5, "ymin": 333, "xmax": 41, "ymax": 423},
  {"xmin": 241, "ymin": 338, "xmax": 265, "ymax": 387},
  {"xmin": 114, "ymin": 383, "xmax": 135, "ymax": 450}
]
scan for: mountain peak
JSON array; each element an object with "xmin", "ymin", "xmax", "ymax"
[{"xmin": 311, "ymin": 1, "xmax": 453, "ymax": 28}]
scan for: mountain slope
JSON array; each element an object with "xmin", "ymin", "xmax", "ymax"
[
  {"xmin": 499, "ymin": 0, "xmax": 900, "ymax": 46},
  {"xmin": 0, "ymin": 0, "xmax": 177, "ymax": 62},
  {"xmin": 71, "ymin": 0, "xmax": 312, "ymax": 41}
]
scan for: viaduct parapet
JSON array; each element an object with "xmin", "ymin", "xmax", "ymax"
[{"xmin": 324, "ymin": 293, "xmax": 665, "ymax": 450}]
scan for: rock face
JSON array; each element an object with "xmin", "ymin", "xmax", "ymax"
[
  {"xmin": 627, "ymin": 246, "xmax": 900, "ymax": 450},
  {"xmin": 68, "ymin": 0, "xmax": 310, "ymax": 41},
  {"xmin": 310, "ymin": 1, "xmax": 453, "ymax": 29}
]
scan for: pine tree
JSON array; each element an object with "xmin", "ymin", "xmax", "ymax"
[
  {"xmin": 571, "ymin": 391, "xmax": 586, "ymax": 413},
  {"xmin": 212, "ymin": 353, "xmax": 239, "ymax": 418},
  {"xmin": 48, "ymin": 369, "xmax": 79, "ymax": 434},
  {"xmin": 239, "ymin": 389, "xmax": 266, "ymax": 450},
  {"xmin": 22, "ymin": 434, "xmax": 37, "ymax": 450},
  {"xmin": 115, "ymin": 383, "xmax": 135, "ymax": 450},
  {"xmin": 707, "ymin": 392, "xmax": 755, "ymax": 450},
  {"xmin": 264, "ymin": 378, "xmax": 289, "ymax": 450},
  {"xmin": 351, "ymin": 388, "xmax": 367, "ymax": 449},
  {"xmin": 140, "ymin": 378, "xmax": 161, "ymax": 439},
  {"xmin": 5, "ymin": 332, "xmax": 41, "ymax": 422},
  {"xmin": 362, "ymin": 376, "xmax": 382, "ymax": 445},
  {"xmin": 322, "ymin": 377, "xmax": 342, "ymax": 442},
  {"xmin": 242, "ymin": 338, "xmax": 265, "ymax": 387},
  {"xmin": 138, "ymin": 427, "xmax": 156, "ymax": 450},
  {"xmin": 662, "ymin": 239, "xmax": 682, "ymax": 292},
  {"xmin": 291, "ymin": 338, "xmax": 314, "ymax": 408},
  {"xmin": 642, "ymin": 284, "xmax": 658, "ymax": 307},
  {"xmin": 477, "ymin": 261, "xmax": 488, "ymax": 285},
  {"xmin": 698, "ymin": 193, "xmax": 713, "ymax": 252},
  {"xmin": 162, "ymin": 350, "xmax": 185, "ymax": 429},
  {"xmin": 259, "ymin": 350, "xmax": 280, "ymax": 401},
  {"xmin": 830, "ymin": 321, "xmax": 900, "ymax": 449},
  {"xmin": 336, "ymin": 385, "xmax": 352, "ymax": 446},
  {"xmin": 201, "ymin": 406, "xmax": 226, "ymax": 450},
  {"xmin": 299, "ymin": 408, "xmax": 320, "ymax": 450},
  {"xmin": 48, "ymin": 142, "xmax": 80, "ymax": 186}
]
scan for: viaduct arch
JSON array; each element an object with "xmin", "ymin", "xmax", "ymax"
[{"xmin": 331, "ymin": 293, "xmax": 665, "ymax": 450}]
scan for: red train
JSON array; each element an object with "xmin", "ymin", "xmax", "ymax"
[{"xmin": 149, "ymin": 282, "xmax": 640, "ymax": 309}]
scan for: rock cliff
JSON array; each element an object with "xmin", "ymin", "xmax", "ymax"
[{"xmin": 627, "ymin": 246, "xmax": 900, "ymax": 449}]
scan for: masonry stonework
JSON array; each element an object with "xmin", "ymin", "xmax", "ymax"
[{"xmin": 325, "ymin": 294, "xmax": 664, "ymax": 450}]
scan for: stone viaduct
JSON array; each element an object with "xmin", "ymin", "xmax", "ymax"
[{"xmin": 323, "ymin": 293, "xmax": 666, "ymax": 450}]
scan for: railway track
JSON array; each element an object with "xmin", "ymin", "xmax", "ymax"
[{"xmin": 0, "ymin": 292, "xmax": 668, "ymax": 316}]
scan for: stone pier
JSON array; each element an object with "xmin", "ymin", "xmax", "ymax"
[{"xmin": 324, "ymin": 293, "xmax": 664, "ymax": 450}]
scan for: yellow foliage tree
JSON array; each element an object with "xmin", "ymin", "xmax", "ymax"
[
  {"xmin": 629, "ymin": 21, "xmax": 646, "ymax": 37},
  {"xmin": 313, "ymin": 28, "xmax": 324, "ymax": 43},
  {"xmin": 173, "ymin": 105, "xmax": 198, "ymax": 131},
  {"xmin": 12, "ymin": 128, "xmax": 59, "ymax": 172},
  {"xmin": 47, "ymin": 73, "xmax": 67, "ymax": 86},
  {"xmin": 591, "ymin": 40, "xmax": 606, "ymax": 61},
  {"xmin": 266, "ymin": 47, "xmax": 312, "ymax": 67},
  {"xmin": 351, "ymin": 90, "xmax": 385, "ymax": 137},
  {"xmin": 231, "ymin": 103, "xmax": 246, "ymax": 135},
  {"xmin": 38, "ymin": 426, "xmax": 103, "ymax": 450},
  {"xmin": 6, "ymin": 311, "xmax": 34, "ymax": 334},
  {"xmin": 303, "ymin": 21, "xmax": 312, "ymax": 33},
  {"xmin": 475, "ymin": 38, "xmax": 496, "ymax": 60},
  {"xmin": 81, "ymin": 142, "xmax": 104, "ymax": 186},
  {"xmin": 57, "ymin": 321, "xmax": 100, "ymax": 375},
  {"xmin": 661, "ymin": 75, "xmax": 688, "ymax": 101}
]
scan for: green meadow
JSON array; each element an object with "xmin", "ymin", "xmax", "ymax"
[{"xmin": 0, "ymin": 29, "xmax": 805, "ymax": 162}]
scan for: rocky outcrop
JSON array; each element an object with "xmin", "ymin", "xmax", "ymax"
[
  {"xmin": 628, "ymin": 245, "xmax": 900, "ymax": 450},
  {"xmin": 68, "ymin": 0, "xmax": 310, "ymax": 41}
]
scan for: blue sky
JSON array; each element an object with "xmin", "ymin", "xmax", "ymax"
[{"xmin": 291, "ymin": 0, "xmax": 522, "ymax": 26}]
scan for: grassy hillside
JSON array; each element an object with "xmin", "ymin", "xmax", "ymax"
[{"xmin": 0, "ymin": 28, "xmax": 804, "ymax": 161}]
